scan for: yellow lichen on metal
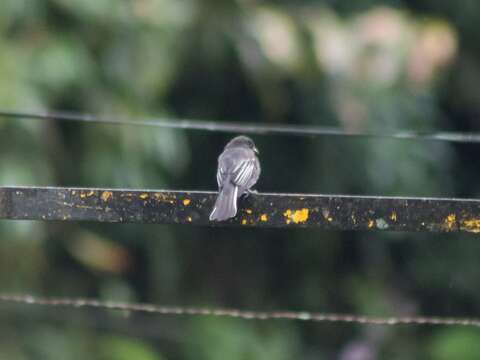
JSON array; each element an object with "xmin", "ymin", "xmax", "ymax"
[
  {"xmin": 154, "ymin": 192, "xmax": 176, "ymax": 203},
  {"xmin": 139, "ymin": 193, "xmax": 149, "ymax": 200},
  {"xmin": 368, "ymin": 220, "xmax": 374, "ymax": 228},
  {"xmin": 260, "ymin": 214, "xmax": 268, "ymax": 222},
  {"xmin": 154, "ymin": 193, "xmax": 164, "ymax": 200},
  {"xmin": 183, "ymin": 199, "xmax": 191, "ymax": 206},
  {"xmin": 390, "ymin": 211, "xmax": 397, "ymax": 221},
  {"xmin": 284, "ymin": 208, "xmax": 309, "ymax": 224},
  {"xmin": 242, "ymin": 219, "xmax": 248, "ymax": 225},
  {"xmin": 78, "ymin": 190, "xmax": 94, "ymax": 198},
  {"xmin": 101, "ymin": 191, "xmax": 113, "ymax": 202},
  {"xmin": 461, "ymin": 219, "xmax": 480, "ymax": 233},
  {"xmin": 246, "ymin": 209, "xmax": 252, "ymax": 214},
  {"xmin": 284, "ymin": 210, "xmax": 292, "ymax": 224},
  {"xmin": 443, "ymin": 214, "xmax": 456, "ymax": 230}
]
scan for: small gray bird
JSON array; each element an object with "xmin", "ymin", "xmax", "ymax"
[{"xmin": 209, "ymin": 135, "xmax": 261, "ymax": 221}]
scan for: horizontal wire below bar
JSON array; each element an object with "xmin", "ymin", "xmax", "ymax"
[{"xmin": 0, "ymin": 293, "xmax": 478, "ymax": 328}]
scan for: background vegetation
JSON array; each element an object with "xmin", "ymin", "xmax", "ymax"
[{"xmin": 1, "ymin": 0, "xmax": 480, "ymax": 358}]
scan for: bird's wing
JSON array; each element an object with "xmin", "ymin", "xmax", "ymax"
[
  {"xmin": 217, "ymin": 164, "xmax": 226, "ymax": 188},
  {"xmin": 232, "ymin": 159, "xmax": 256, "ymax": 188}
]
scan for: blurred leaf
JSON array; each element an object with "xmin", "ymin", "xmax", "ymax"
[
  {"xmin": 101, "ymin": 336, "xmax": 164, "ymax": 360},
  {"xmin": 68, "ymin": 230, "xmax": 132, "ymax": 273},
  {"xmin": 51, "ymin": 0, "xmax": 130, "ymax": 22},
  {"xmin": 28, "ymin": 326, "xmax": 91, "ymax": 360},
  {"xmin": 429, "ymin": 329, "xmax": 480, "ymax": 360},
  {"xmin": 28, "ymin": 36, "xmax": 94, "ymax": 95},
  {"xmin": 246, "ymin": 5, "xmax": 302, "ymax": 72},
  {"xmin": 185, "ymin": 318, "xmax": 299, "ymax": 360}
]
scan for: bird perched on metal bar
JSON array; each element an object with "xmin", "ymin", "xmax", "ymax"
[{"xmin": 209, "ymin": 135, "xmax": 261, "ymax": 221}]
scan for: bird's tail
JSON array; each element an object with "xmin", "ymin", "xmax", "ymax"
[{"xmin": 209, "ymin": 184, "xmax": 238, "ymax": 221}]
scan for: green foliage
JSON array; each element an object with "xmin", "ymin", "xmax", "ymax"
[
  {"xmin": 185, "ymin": 318, "xmax": 300, "ymax": 360},
  {"xmin": 100, "ymin": 336, "xmax": 164, "ymax": 360},
  {"xmin": 429, "ymin": 329, "xmax": 480, "ymax": 360}
]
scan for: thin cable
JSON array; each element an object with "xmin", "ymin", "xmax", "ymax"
[
  {"xmin": 1, "ymin": 293, "xmax": 479, "ymax": 328},
  {"xmin": 0, "ymin": 109, "xmax": 479, "ymax": 143}
]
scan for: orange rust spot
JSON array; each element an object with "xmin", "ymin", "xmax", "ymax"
[
  {"xmin": 246, "ymin": 209, "xmax": 252, "ymax": 214},
  {"xmin": 461, "ymin": 219, "xmax": 480, "ymax": 233},
  {"xmin": 260, "ymin": 214, "xmax": 268, "ymax": 222},
  {"xmin": 101, "ymin": 191, "xmax": 113, "ymax": 202},
  {"xmin": 443, "ymin": 214, "xmax": 456, "ymax": 230},
  {"xmin": 183, "ymin": 199, "xmax": 191, "ymax": 206},
  {"xmin": 284, "ymin": 208, "xmax": 309, "ymax": 224},
  {"xmin": 241, "ymin": 219, "xmax": 248, "ymax": 225},
  {"xmin": 139, "ymin": 193, "xmax": 149, "ymax": 200},
  {"xmin": 368, "ymin": 220, "xmax": 374, "ymax": 228},
  {"xmin": 390, "ymin": 211, "xmax": 397, "ymax": 221}
]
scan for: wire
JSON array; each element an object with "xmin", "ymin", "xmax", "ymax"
[
  {"xmin": 0, "ymin": 293, "xmax": 479, "ymax": 328},
  {"xmin": 0, "ymin": 109, "xmax": 479, "ymax": 143}
]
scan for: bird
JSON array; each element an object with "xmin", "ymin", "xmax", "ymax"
[{"xmin": 209, "ymin": 135, "xmax": 261, "ymax": 221}]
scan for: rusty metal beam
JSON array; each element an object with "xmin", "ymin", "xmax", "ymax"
[{"xmin": 0, "ymin": 186, "xmax": 479, "ymax": 233}]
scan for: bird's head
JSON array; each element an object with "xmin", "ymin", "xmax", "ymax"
[{"xmin": 226, "ymin": 135, "xmax": 259, "ymax": 154}]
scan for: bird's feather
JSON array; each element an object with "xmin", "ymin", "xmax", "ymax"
[{"xmin": 233, "ymin": 159, "xmax": 255, "ymax": 187}]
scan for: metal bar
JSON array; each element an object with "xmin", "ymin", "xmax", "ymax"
[
  {"xmin": 0, "ymin": 186, "xmax": 480, "ymax": 233},
  {"xmin": 1, "ymin": 109, "xmax": 480, "ymax": 143}
]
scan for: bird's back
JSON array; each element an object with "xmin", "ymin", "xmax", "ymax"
[{"xmin": 218, "ymin": 146, "xmax": 260, "ymax": 193}]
